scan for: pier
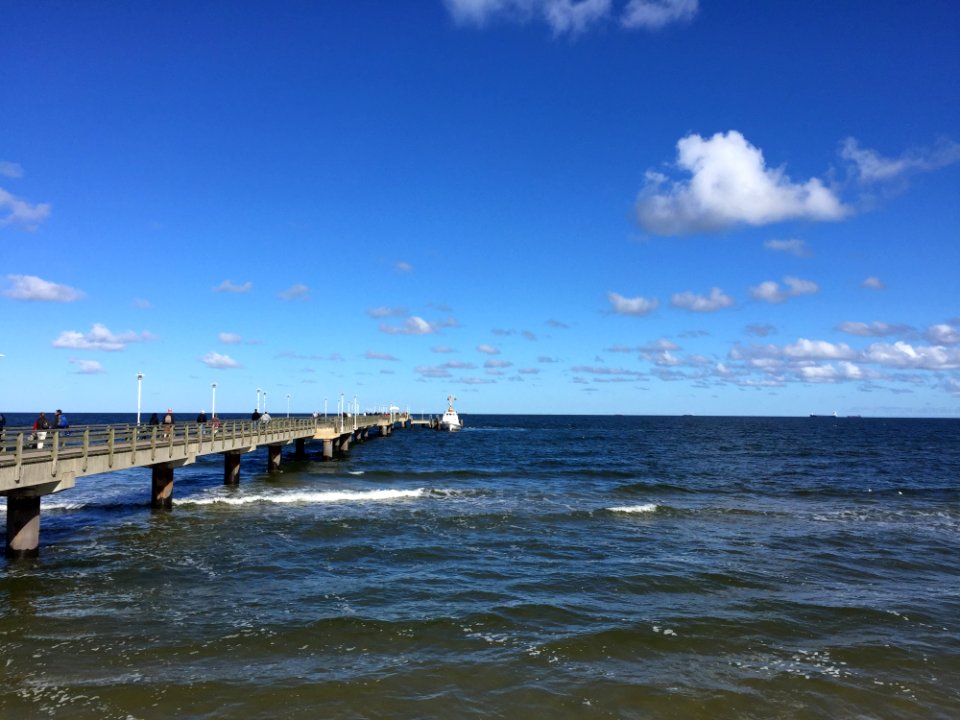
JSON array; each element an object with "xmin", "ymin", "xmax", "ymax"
[{"xmin": 0, "ymin": 414, "xmax": 408, "ymax": 559}]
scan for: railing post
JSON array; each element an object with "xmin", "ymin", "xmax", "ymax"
[
  {"xmin": 108, "ymin": 427, "xmax": 115, "ymax": 468},
  {"xmin": 82, "ymin": 427, "xmax": 90, "ymax": 472}
]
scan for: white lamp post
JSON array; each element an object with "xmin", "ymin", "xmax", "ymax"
[
  {"xmin": 137, "ymin": 372, "xmax": 143, "ymax": 425},
  {"xmin": 256, "ymin": 388, "xmax": 261, "ymax": 413},
  {"xmin": 286, "ymin": 393, "xmax": 291, "ymax": 418},
  {"xmin": 324, "ymin": 397, "xmax": 327, "ymax": 418},
  {"xmin": 211, "ymin": 382, "xmax": 217, "ymax": 420}
]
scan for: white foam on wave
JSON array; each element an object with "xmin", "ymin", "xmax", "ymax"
[
  {"xmin": 608, "ymin": 503, "xmax": 659, "ymax": 514},
  {"xmin": 178, "ymin": 488, "xmax": 426, "ymax": 507}
]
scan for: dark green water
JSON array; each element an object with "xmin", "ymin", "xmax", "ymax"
[{"xmin": 1, "ymin": 415, "xmax": 959, "ymax": 718}]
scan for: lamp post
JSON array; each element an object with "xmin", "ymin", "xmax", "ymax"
[
  {"xmin": 324, "ymin": 397, "xmax": 327, "ymax": 418},
  {"xmin": 353, "ymin": 395, "xmax": 358, "ymax": 430},
  {"xmin": 286, "ymin": 393, "xmax": 291, "ymax": 418},
  {"xmin": 211, "ymin": 382, "xmax": 217, "ymax": 420},
  {"xmin": 256, "ymin": 388, "xmax": 261, "ymax": 413},
  {"xmin": 263, "ymin": 391, "xmax": 268, "ymax": 413},
  {"xmin": 136, "ymin": 372, "xmax": 143, "ymax": 425}
]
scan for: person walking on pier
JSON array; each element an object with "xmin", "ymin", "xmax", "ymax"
[{"xmin": 251, "ymin": 408, "xmax": 261, "ymax": 423}]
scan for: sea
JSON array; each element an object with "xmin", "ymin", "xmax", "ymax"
[{"xmin": 1, "ymin": 413, "xmax": 958, "ymax": 719}]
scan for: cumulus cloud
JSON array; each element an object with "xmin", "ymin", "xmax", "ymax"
[
  {"xmin": 764, "ymin": 238, "xmax": 810, "ymax": 257},
  {"xmin": 365, "ymin": 351, "xmax": 400, "ymax": 361},
  {"xmin": 783, "ymin": 338, "xmax": 857, "ymax": 360},
  {"xmin": 927, "ymin": 323, "xmax": 960, "ymax": 345},
  {"xmin": 0, "ymin": 187, "xmax": 51, "ymax": 231},
  {"xmin": 670, "ymin": 287, "xmax": 734, "ymax": 312},
  {"xmin": 70, "ymin": 359, "xmax": 105, "ymax": 375},
  {"xmin": 394, "ymin": 260, "xmax": 413, "ymax": 273},
  {"xmin": 485, "ymin": 359, "xmax": 513, "ymax": 369},
  {"xmin": 218, "ymin": 332, "xmax": 243, "ymax": 344},
  {"xmin": 53, "ymin": 323, "xmax": 155, "ymax": 351},
  {"xmin": 750, "ymin": 276, "xmax": 818, "ymax": 304},
  {"xmin": 201, "ymin": 352, "xmax": 241, "ymax": 369},
  {"xmin": 380, "ymin": 316, "xmax": 441, "ymax": 335},
  {"xmin": 444, "ymin": 0, "xmax": 697, "ymax": 34},
  {"xmin": 861, "ymin": 341, "xmax": 960, "ymax": 370},
  {"xmin": 608, "ymin": 291, "xmax": 659, "ymax": 316},
  {"xmin": 4, "ymin": 275, "xmax": 85, "ymax": 302},
  {"xmin": 636, "ymin": 131, "xmax": 848, "ymax": 235},
  {"xmin": 841, "ymin": 137, "xmax": 960, "ymax": 184},
  {"xmin": 477, "ymin": 343, "xmax": 500, "ymax": 354},
  {"xmin": 214, "ymin": 280, "xmax": 253, "ymax": 293},
  {"xmin": 861, "ymin": 276, "xmax": 885, "ymax": 290},
  {"xmin": 278, "ymin": 284, "xmax": 310, "ymax": 301}
]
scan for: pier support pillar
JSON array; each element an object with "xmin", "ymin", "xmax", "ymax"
[
  {"xmin": 267, "ymin": 444, "xmax": 282, "ymax": 473},
  {"xmin": 5, "ymin": 493, "xmax": 41, "ymax": 559},
  {"xmin": 224, "ymin": 452, "xmax": 241, "ymax": 485},
  {"xmin": 295, "ymin": 438, "xmax": 306, "ymax": 460},
  {"xmin": 151, "ymin": 464, "xmax": 174, "ymax": 509},
  {"xmin": 322, "ymin": 439, "xmax": 334, "ymax": 460},
  {"xmin": 338, "ymin": 435, "xmax": 351, "ymax": 456}
]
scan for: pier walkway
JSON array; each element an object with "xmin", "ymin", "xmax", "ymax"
[{"xmin": 0, "ymin": 414, "xmax": 407, "ymax": 558}]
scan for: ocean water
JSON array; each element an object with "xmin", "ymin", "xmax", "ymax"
[{"xmin": 1, "ymin": 414, "xmax": 958, "ymax": 719}]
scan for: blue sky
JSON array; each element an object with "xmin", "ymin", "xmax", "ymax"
[{"xmin": 2, "ymin": 0, "xmax": 959, "ymax": 416}]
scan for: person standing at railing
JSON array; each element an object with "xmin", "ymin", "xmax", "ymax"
[
  {"xmin": 162, "ymin": 409, "xmax": 174, "ymax": 438},
  {"xmin": 32, "ymin": 411, "xmax": 50, "ymax": 448},
  {"xmin": 196, "ymin": 409, "xmax": 207, "ymax": 435}
]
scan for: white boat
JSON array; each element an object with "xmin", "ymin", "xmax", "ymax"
[{"xmin": 439, "ymin": 395, "xmax": 462, "ymax": 432}]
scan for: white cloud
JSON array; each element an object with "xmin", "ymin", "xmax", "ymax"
[
  {"xmin": 621, "ymin": 0, "xmax": 697, "ymax": 29},
  {"xmin": 380, "ymin": 316, "xmax": 439, "ymax": 335},
  {"xmin": 444, "ymin": 0, "xmax": 696, "ymax": 34},
  {"xmin": 485, "ymin": 359, "xmax": 513, "ymax": 368},
  {"xmin": 764, "ymin": 238, "xmax": 810, "ymax": 257},
  {"xmin": 53, "ymin": 323, "xmax": 155, "ymax": 351},
  {"xmin": 218, "ymin": 332, "xmax": 243, "ymax": 344},
  {"xmin": 926, "ymin": 323, "xmax": 960, "ymax": 346},
  {"xmin": 4, "ymin": 275, "xmax": 85, "ymax": 302},
  {"xmin": 750, "ymin": 276, "xmax": 818, "ymax": 304},
  {"xmin": 214, "ymin": 280, "xmax": 252, "ymax": 293},
  {"xmin": 201, "ymin": 352, "xmax": 241, "ymax": 369},
  {"xmin": 841, "ymin": 137, "xmax": 960, "ymax": 184},
  {"xmin": 432, "ymin": 345, "xmax": 456, "ymax": 353},
  {"xmin": 608, "ymin": 291, "xmax": 659, "ymax": 316},
  {"xmin": 0, "ymin": 161, "xmax": 24, "ymax": 178},
  {"xmin": 670, "ymin": 287, "xmax": 734, "ymax": 312},
  {"xmin": 0, "ymin": 187, "xmax": 51, "ymax": 231},
  {"xmin": 636, "ymin": 131, "xmax": 849, "ymax": 235},
  {"xmin": 862, "ymin": 341, "xmax": 960, "ymax": 370},
  {"xmin": 70, "ymin": 359, "xmax": 105, "ymax": 375},
  {"xmin": 394, "ymin": 260, "xmax": 413, "ymax": 273},
  {"xmin": 861, "ymin": 276, "xmax": 885, "ymax": 289},
  {"xmin": 783, "ymin": 338, "xmax": 857, "ymax": 360},
  {"xmin": 278, "ymin": 284, "xmax": 310, "ymax": 301},
  {"xmin": 477, "ymin": 343, "xmax": 500, "ymax": 354}
]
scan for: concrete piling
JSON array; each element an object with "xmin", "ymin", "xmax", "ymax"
[
  {"xmin": 151, "ymin": 464, "xmax": 174, "ymax": 509},
  {"xmin": 5, "ymin": 492, "xmax": 41, "ymax": 559}
]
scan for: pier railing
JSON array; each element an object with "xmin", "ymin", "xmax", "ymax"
[{"xmin": 0, "ymin": 415, "xmax": 398, "ymax": 496}]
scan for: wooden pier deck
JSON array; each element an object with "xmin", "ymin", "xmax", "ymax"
[{"xmin": 0, "ymin": 414, "xmax": 408, "ymax": 558}]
